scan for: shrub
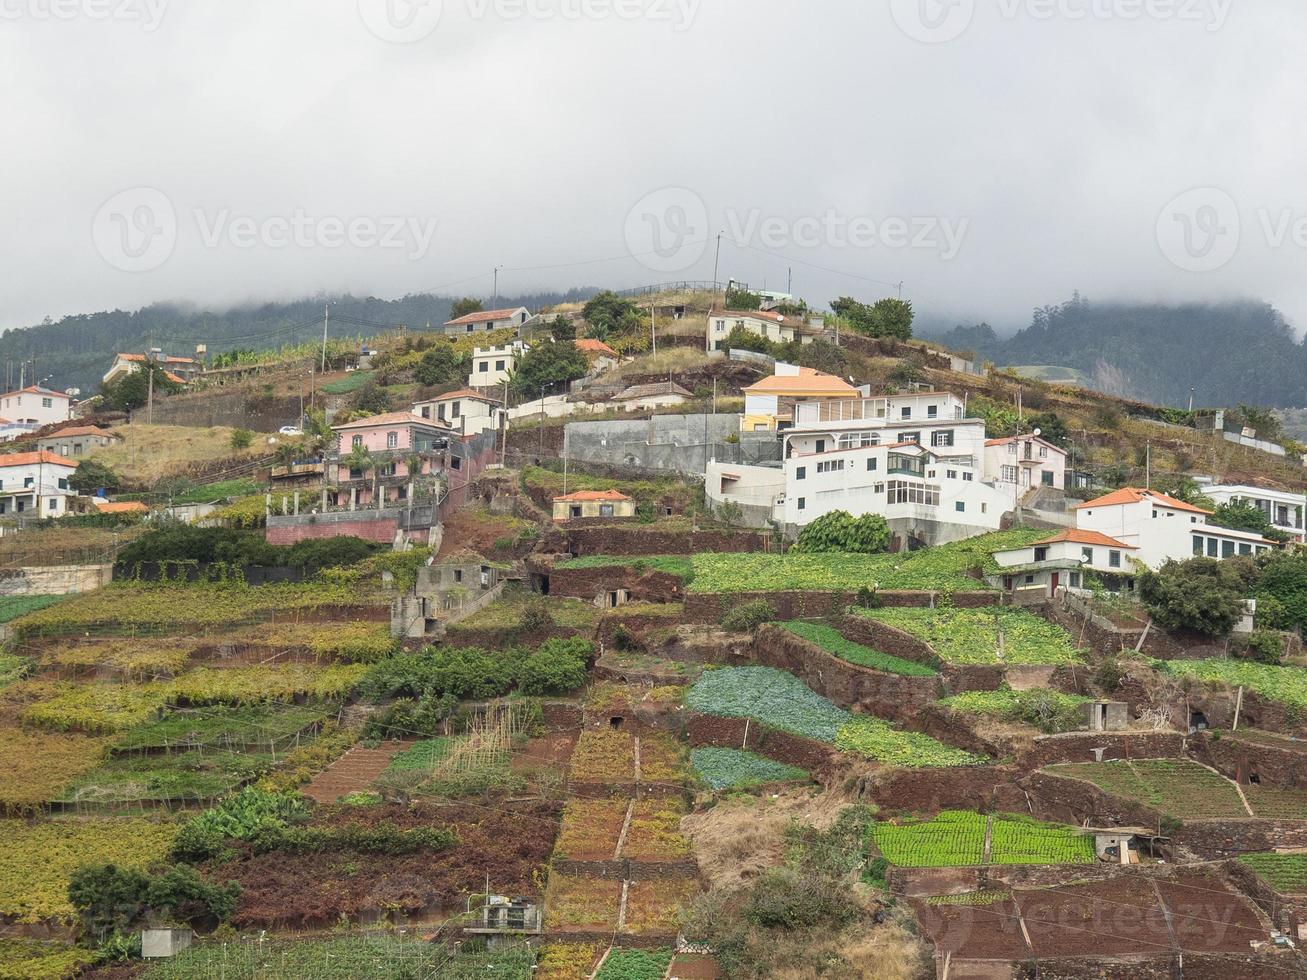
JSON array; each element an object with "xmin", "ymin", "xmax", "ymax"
[
  {"xmin": 1095, "ymin": 657, "xmax": 1123, "ymax": 693},
  {"xmin": 1139, "ymin": 558, "xmax": 1250, "ymax": 637},
  {"xmin": 518, "ymin": 638, "xmax": 592, "ymax": 695},
  {"xmin": 1237, "ymin": 631, "xmax": 1286, "ymax": 665},
  {"xmin": 792, "ymin": 511, "xmax": 891, "ymax": 555},
  {"xmin": 518, "ymin": 600, "xmax": 555, "ymax": 634},
  {"xmin": 721, "ymin": 600, "xmax": 777, "ymax": 633},
  {"xmin": 229, "ymin": 428, "xmax": 254, "ymax": 451},
  {"xmin": 172, "ymin": 788, "xmax": 309, "ymax": 862}
]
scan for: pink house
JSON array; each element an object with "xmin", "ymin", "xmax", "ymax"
[
  {"xmin": 330, "ymin": 412, "xmax": 452, "ymax": 508},
  {"xmin": 982, "ymin": 435, "xmax": 1068, "ymax": 493}
]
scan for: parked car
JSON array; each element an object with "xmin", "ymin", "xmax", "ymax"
[{"xmin": 278, "ymin": 426, "xmax": 305, "ymax": 437}]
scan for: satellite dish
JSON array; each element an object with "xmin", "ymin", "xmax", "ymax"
[
  {"xmin": 65, "ymin": 388, "xmax": 81, "ymax": 397},
  {"xmin": 1033, "ymin": 428, "xmax": 1042, "ymax": 437}
]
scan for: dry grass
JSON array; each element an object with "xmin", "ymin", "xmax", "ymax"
[
  {"xmin": 93, "ymin": 423, "xmax": 266, "ymax": 484},
  {"xmin": 760, "ymin": 917, "xmax": 931, "ymax": 980},
  {"xmin": 613, "ymin": 347, "xmax": 713, "ymax": 379},
  {"xmin": 0, "ymin": 524, "xmax": 146, "ymax": 566},
  {"xmin": 682, "ymin": 786, "xmax": 850, "ymax": 891}
]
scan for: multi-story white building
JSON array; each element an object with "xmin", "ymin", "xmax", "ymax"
[
  {"xmin": 468, "ymin": 341, "xmax": 530, "ymax": 388},
  {"xmin": 0, "ymin": 451, "xmax": 78, "ymax": 517},
  {"xmin": 413, "ymin": 390, "xmax": 505, "ymax": 437},
  {"xmin": 441, "ymin": 307, "xmax": 530, "ymax": 337},
  {"xmin": 0, "ymin": 386, "xmax": 74, "ymax": 427},
  {"xmin": 1200, "ymin": 484, "xmax": 1305, "ymax": 544},
  {"xmin": 983, "ymin": 435, "xmax": 1068, "ymax": 493},
  {"xmin": 1075, "ymin": 487, "xmax": 1275, "ymax": 568}
]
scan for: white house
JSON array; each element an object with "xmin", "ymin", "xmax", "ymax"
[
  {"xmin": 0, "ymin": 451, "xmax": 79, "ymax": 517},
  {"xmin": 103, "ymin": 352, "xmax": 202, "ymax": 387},
  {"xmin": 573, "ymin": 339, "xmax": 620, "ymax": 374},
  {"xmin": 983, "ymin": 435, "xmax": 1068, "ymax": 493},
  {"xmin": 0, "ymin": 387, "xmax": 74, "ymax": 427},
  {"xmin": 1200, "ymin": 484, "xmax": 1305, "ymax": 544},
  {"xmin": 1075, "ymin": 487, "xmax": 1275, "ymax": 569},
  {"xmin": 989, "ymin": 529, "xmax": 1140, "ymax": 597},
  {"xmin": 468, "ymin": 341, "xmax": 530, "ymax": 388},
  {"xmin": 413, "ymin": 390, "xmax": 505, "ymax": 437},
  {"xmin": 612, "ymin": 382, "xmax": 692, "ymax": 412},
  {"xmin": 707, "ymin": 310, "xmax": 820, "ymax": 354},
  {"xmin": 441, "ymin": 307, "xmax": 530, "ymax": 337}
]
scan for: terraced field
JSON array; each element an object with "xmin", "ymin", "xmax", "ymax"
[{"xmin": 1043, "ymin": 759, "xmax": 1250, "ymax": 819}]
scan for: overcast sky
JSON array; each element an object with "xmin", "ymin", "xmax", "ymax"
[{"xmin": 2, "ymin": 0, "xmax": 1305, "ymax": 334}]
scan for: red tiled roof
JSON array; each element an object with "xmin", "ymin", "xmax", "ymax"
[
  {"xmin": 1032, "ymin": 529, "xmax": 1136, "ymax": 549},
  {"xmin": 554, "ymin": 490, "xmax": 632, "ymax": 503},
  {"xmin": 118, "ymin": 353, "xmax": 196, "ymax": 365},
  {"xmin": 714, "ymin": 309, "xmax": 789, "ymax": 323},
  {"xmin": 0, "ymin": 451, "xmax": 77, "ymax": 468},
  {"xmin": 744, "ymin": 368, "xmax": 859, "ymax": 397},
  {"xmin": 574, "ymin": 339, "xmax": 619, "ymax": 358},
  {"xmin": 424, "ymin": 389, "xmax": 501, "ymax": 403},
  {"xmin": 46, "ymin": 426, "xmax": 115, "ymax": 439},
  {"xmin": 443, "ymin": 307, "xmax": 526, "ymax": 326},
  {"xmin": 0, "ymin": 386, "xmax": 72, "ymax": 400},
  {"xmin": 92, "ymin": 500, "xmax": 149, "ymax": 514},
  {"xmin": 1076, "ymin": 487, "xmax": 1212, "ymax": 515}
]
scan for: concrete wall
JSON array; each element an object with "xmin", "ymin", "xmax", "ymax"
[
  {"xmin": 0, "ymin": 563, "xmax": 112, "ymax": 596},
  {"xmin": 563, "ymin": 415, "xmax": 779, "ymax": 477},
  {"xmin": 143, "ymin": 389, "xmax": 303, "ymax": 432},
  {"xmin": 266, "ymin": 511, "xmax": 401, "ymax": 545}
]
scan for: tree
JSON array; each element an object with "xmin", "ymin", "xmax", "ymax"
[
  {"xmin": 549, "ymin": 315, "xmax": 576, "ymax": 342},
  {"xmin": 510, "ymin": 340, "xmax": 588, "ymax": 398},
  {"xmin": 1256, "ymin": 552, "xmax": 1307, "ymax": 635},
  {"xmin": 414, "ymin": 344, "xmax": 468, "ymax": 387},
  {"xmin": 99, "ymin": 364, "xmax": 181, "ymax": 413},
  {"xmin": 229, "ymin": 428, "xmax": 254, "ymax": 451},
  {"xmin": 69, "ymin": 459, "xmax": 121, "ymax": 494},
  {"xmin": 1210, "ymin": 500, "xmax": 1291, "ymax": 543},
  {"xmin": 68, "ymin": 864, "xmax": 150, "ymax": 942},
  {"xmin": 1138, "ymin": 557, "xmax": 1250, "ymax": 637},
  {"xmin": 828, "ymin": 296, "xmax": 913, "ymax": 339},
  {"xmin": 350, "ymin": 380, "xmax": 392, "ymax": 416},
  {"xmin": 345, "ymin": 443, "xmax": 375, "ymax": 475},
  {"xmin": 792, "ymin": 511, "xmax": 891, "ymax": 554},
  {"xmin": 449, "ymin": 297, "xmax": 483, "ymax": 320},
  {"xmin": 725, "ymin": 287, "xmax": 762, "ymax": 311},
  {"xmin": 1026, "ymin": 412, "xmax": 1069, "ymax": 448},
  {"xmin": 723, "ymin": 325, "xmax": 772, "ymax": 355},
  {"xmin": 582, "ymin": 291, "xmax": 639, "ymax": 334}
]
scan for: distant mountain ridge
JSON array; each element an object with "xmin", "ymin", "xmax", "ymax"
[
  {"xmin": 0, "ymin": 289, "xmax": 597, "ymax": 395},
  {"xmin": 922, "ymin": 295, "xmax": 1307, "ymax": 409}
]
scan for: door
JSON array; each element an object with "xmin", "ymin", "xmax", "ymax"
[{"xmin": 1049, "ymin": 572, "xmax": 1060, "ymax": 597}]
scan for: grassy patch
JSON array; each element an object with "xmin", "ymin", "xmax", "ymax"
[
  {"xmin": 859, "ymin": 607, "xmax": 1084, "ymax": 666},
  {"xmin": 0, "ymin": 728, "xmax": 113, "ymax": 812},
  {"xmin": 1157, "ymin": 659, "xmax": 1307, "ymax": 714},
  {"xmin": 1043, "ymin": 759, "xmax": 1247, "ymax": 819},
  {"xmin": 116, "ymin": 703, "xmax": 330, "ymax": 752},
  {"xmin": 173, "ymin": 477, "xmax": 263, "ymax": 504},
  {"xmin": 321, "ymin": 370, "xmax": 376, "ymax": 394},
  {"xmin": 56, "ymin": 749, "xmax": 274, "ymax": 805},
  {"xmin": 938, "ymin": 688, "xmax": 1090, "ymax": 733},
  {"xmin": 556, "ymin": 554, "xmax": 694, "ymax": 581},
  {"xmin": 385, "ymin": 737, "xmax": 454, "ymax": 772},
  {"xmin": 1241, "ymin": 853, "xmax": 1307, "ymax": 894},
  {"xmin": 691, "ymin": 747, "xmax": 809, "ymax": 790},
  {"xmin": 0, "ymin": 940, "xmax": 95, "ymax": 980},
  {"xmin": 0, "ymin": 595, "xmax": 65, "ymax": 624},
  {"xmin": 871, "ymin": 811, "xmax": 1093, "ymax": 867},
  {"xmin": 142, "ymin": 935, "xmax": 455, "ymax": 979},
  {"xmin": 780, "ymin": 621, "xmax": 937, "ymax": 676},
  {"xmin": 835, "ymin": 717, "xmax": 984, "ymax": 769}
]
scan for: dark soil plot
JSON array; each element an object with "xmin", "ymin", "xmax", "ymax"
[
  {"xmin": 913, "ymin": 895, "xmax": 1029, "ymax": 959},
  {"xmin": 211, "ymin": 801, "xmax": 560, "ymax": 929},
  {"xmin": 1017, "ymin": 877, "xmax": 1173, "ymax": 959},
  {"xmin": 1155, "ymin": 871, "xmax": 1269, "ymax": 952},
  {"xmin": 301, "ymin": 741, "xmax": 414, "ymax": 804}
]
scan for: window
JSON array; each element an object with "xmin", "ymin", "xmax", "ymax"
[
  {"xmin": 928, "ymin": 405, "xmax": 938, "ymax": 419},
  {"xmin": 451, "ymin": 401, "xmax": 461, "ymax": 418},
  {"xmin": 839, "ymin": 432, "xmax": 879, "ymax": 450},
  {"xmin": 963, "ymin": 472, "xmax": 973, "ymax": 482},
  {"xmin": 874, "ymin": 483, "xmax": 885, "ymax": 494},
  {"xmin": 1222, "ymin": 540, "xmax": 1235, "ymax": 559},
  {"xmin": 420, "ymin": 406, "xmax": 431, "ymax": 419},
  {"xmin": 1034, "ymin": 547, "xmax": 1049, "ymax": 562},
  {"xmin": 931, "ymin": 430, "xmax": 954, "ymax": 448},
  {"xmin": 1007, "ymin": 443, "xmax": 1017, "ymax": 455},
  {"xmin": 450, "ymin": 456, "xmax": 461, "ymax": 470},
  {"xmin": 955, "ymin": 501, "xmax": 966, "ymax": 513},
  {"xmin": 1193, "ymin": 536, "xmax": 1204, "ymax": 555},
  {"xmin": 1082, "ymin": 547, "xmax": 1094, "ymax": 564},
  {"xmin": 1239, "ymin": 543, "xmax": 1253, "ymax": 556},
  {"xmin": 570, "ymin": 505, "xmax": 582, "ymax": 519},
  {"xmin": 814, "ymin": 439, "xmax": 826, "ymax": 453},
  {"xmin": 1207, "ymin": 538, "xmax": 1219, "ymax": 558},
  {"xmin": 867, "ymin": 458, "xmax": 878, "ymax": 472},
  {"xmin": 797, "ymin": 497, "xmax": 806, "ymax": 510},
  {"xmin": 47, "ymin": 498, "xmax": 57, "ymax": 511},
  {"xmin": 466, "ymin": 324, "xmax": 474, "ymax": 333},
  {"xmin": 796, "ymin": 466, "xmax": 806, "ymax": 481},
  {"xmin": 57, "ymin": 478, "xmax": 68, "ymax": 490},
  {"xmin": 1109, "ymin": 551, "xmax": 1122, "ymax": 568},
  {"xmin": 946, "ymin": 469, "xmax": 957, "ymax": 479},
  {"xmin": 73, "ymin": 444, "xmax": 83, "ymax": 456},
  {"xmin": 41, "ymin": 398, "xmax": 52, "ymax": 409},
  {"xmin": 453, "ymin": 569, "xmax": 463, "ymax": 584},
  {"xmin": 1001, "ymin": 465, "xmax": 1019, "ymax": 483},
  {"xmin": 900, "ymin": 407, "xmax": 911, "ymax": 419},
  {"xmin": 887, "ymin": 481, "xmax": 940, "ymax": 506},
  {"xmin": 981, "ymin": 503, "xmax": 987, "ymax": 514},
  {"xmin": 496, "ymin": 360, "xmax": 505, "ymax": 371},
  {"xmin": 386, "ymin": 431, "xmax": 398, "ymax": 449},
  {"xmin": 1025, "ymin": 575, "xmax": 1035, "ymax": 585},
  {"xmin": 352, "ymin": 435, "xmax": 363, "ymax": 448},
  {"xmin": 1152, "ymin": 511, "xmax": 1158, "ymax": 519},
  {"xmin": 816, "ymin": 460, "xmax": 844, "ymax": 474},
  {"xmin": 898, "ymin": 432, "xmax": 920, "ymax": 444},
  {"xmin": 23, "ymin": 477, "xmax": 32, "ymax": 488},
  {"xmin": 600, "ymin": 504, "xmax": 614, "ymax": 518},
  {"xmin": 1070, "ymin": 572, "xmax": 1082, "ymax": 588},
  {"xmin": 479, "ymin": 361, "xmax": 489, "ymax": 372}
]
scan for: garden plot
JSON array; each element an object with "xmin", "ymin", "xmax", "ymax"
[
  {"xmin": 543, "ymin": 873, "xmax": 623, "ymax": 933},
  {"xmin": 0, "ymin": 939, "xmax": 94, "ymax": 979},
  {"xmin": 54, "ymin": 748, "xmax": 275, "ymax": 807},
  {"xmin": 0, "ymin": 817, "xmax": 176, "ymax": 923},
  {"xmin": 555, "ymin": 798, "xmax": 629, "ymax": 861},
  {"xmin": 1158, "ymin": 658, "xmax": 1307, "ymax": 714},
  {"xmin": 595, "ymin": 948, "xmax": 675, "ymax": 980},
  {"xmin": 691, "ymin": 747, "xmax": 810, "ymax": 790},
  {"xmin": 639, "ymin": 731, "xmax": 689, "ymax": 783},
  {"xmin": 780, "ymin": 621, "xmax": 939, "ymax": 677},
  {"xmin": 376, "ymin": 707, "xmax": 544, "ymax": 800},
  {"xmin": 686, "ymin": 666, "xmax": 984, "ymax": 768},
  {"xmin": 623, "ymin": 798, "xmax": 692, "ymax": 862},
  {"xmin": 937, "ymin": 688, "xmax": 1091, "ymax": 733},
  {"xmin": 1043, "ymin": 759, "xmax": 1249, "ymax": 819},
  {"xmin": 1241, "ymin": 853, "xmax": 1307, "ymax": 894},
  {"xmin": 556, "ymin": 554, "xmax": 694, "ymax": 580},
  {"xmin": 570, "ymin": 728, "xmax": 637, "ymax": 783},
  {"xmin": 42, "ymin": 636, "xmax": 196, "ymax": 680},
  {"xmin": 537, "ymin": 943, "xmax": 602, "ymax": 980},
  {"xmin": 859, "ymin": 607, "xmax": 1084, "ymax": 666},
  {"xmin": 115, "ymin": 702, "xmax": 332, "ymax": 753},
  {"xmin": 0, "ymin": 727, "xmax": 113, "ymax": 812},
  {"xmin": 872, "ymin": 811, "xmax": 1094, "ymax": 868},
  {"xmin": 623, "ymin": 876, "xmax": 699, "ymax": 937},
  {"xmin": 1244, "ymin": 786, "xmax": 1307, "ymax": 820}
]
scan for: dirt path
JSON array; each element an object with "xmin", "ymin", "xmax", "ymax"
[{"xmin": 301, "ymin": 740, "xmax": 415, "ymax": 804}]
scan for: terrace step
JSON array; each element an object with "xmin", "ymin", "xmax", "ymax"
[{"xmin": 301, "ymin": 740, "xmax": 415, "ymax": 803}]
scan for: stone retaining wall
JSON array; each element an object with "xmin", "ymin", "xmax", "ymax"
[
  {"xmin": 858, "ymin": 764, "xmax": 1028, "ymax": 814},
  {"xmin": 684, "ymin": 713, "xmax": 835, "ymax": 771},
  {"xmin": 1191, "ymin": 731, "xmax": 1307, "ymax": 789},
  {"xmin": 565, "ymin": 526, "xmax": 769, "ymax": 556},
  {"xmin": 548, "ymin": 565, "xmax": 685, "ymax": 604}
]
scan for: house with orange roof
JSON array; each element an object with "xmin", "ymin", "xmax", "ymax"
[
  {"xmin": 0, "ymin": 450, "xmax": 78, "ymax": 517},
  {"xmin": 1075, "ymin": 487, "xmax": 1277, "ymax": 570},
  {"xmin": 742, "ymin": 364, "xmax": 860, "ymax": 431},
  {"xmin": 989, "ymin": 528, "xmax": 1141, "ymax": 596},
  {"xmin": 552, "ymin": 489, "xmax": 635, "ymax": 523},
  {"xmin": 706, "ymin": 309, "xmax": 821, "ymax": 355},
  {"xmin": 38, "ymin": 425, "xmax": 120, "ymax": 458},
  {"xmin": 441, "ymin": 306, "xmax": 530, "ymax": 337},
  {"xmin": 103, "ymin": 351, "xmax": 202, "ymax": 387},
  {"xmin": 573, "ymin": 338, "xmax": 620, "ymax": 373}
]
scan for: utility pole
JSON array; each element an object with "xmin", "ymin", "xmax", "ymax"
[
  {"xmin": 1146, "ymin": 441, "xmax": 1152, "ymax": 489},
  {"xmin": 787, "ymin": 267, "xmax": 792, "ymax": 296},
  {"xmin": 1189, "ymin": 387, "xmax": 1195, "ymax": 413},
  {"xmin": 147, "ymin": 365, "xmax": 154, "ymax": 425},
  {"xmin": 321, "ymin": 304, "xmax": 330, "ymax": 373},
  {"xmin": 712, "ymin": 232, "xmax": 723, "ymax": 294},
  {"xmin": 650, "ymin": 305, "xmax": 657, "ymax": 357},
  {"xmin": 897, "ymin": 281, "xmax": 904, "ymax": 300},
  {"xmin": 493, "ymin": 266, "xmax": 502, "ymax": 307}
]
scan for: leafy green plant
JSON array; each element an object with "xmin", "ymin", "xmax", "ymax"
[
  {"xmin": 594, "ymin": 948, "xmax": 674, "ymax": 980},
  {"xmin": 860, "ymin": 607, "xmax": 1084, "ymax": 666},
  {"xmin": 792, "ymin": 511, "xmax": 891, "ymax": 554},
  {"xmin": 780, "ymin": 621, "xmax": 937, "ymax": 676},
  {"xmin": 720, "ymin": 600, "xmax": 777, "ymax": 633},
  {"xmin": 939, "ymin": 687, "xmax": 1090, "ymax": 733},
  {"xmin": 691, "ymin": 748, "xmax": 809, "ymax": 790}
]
